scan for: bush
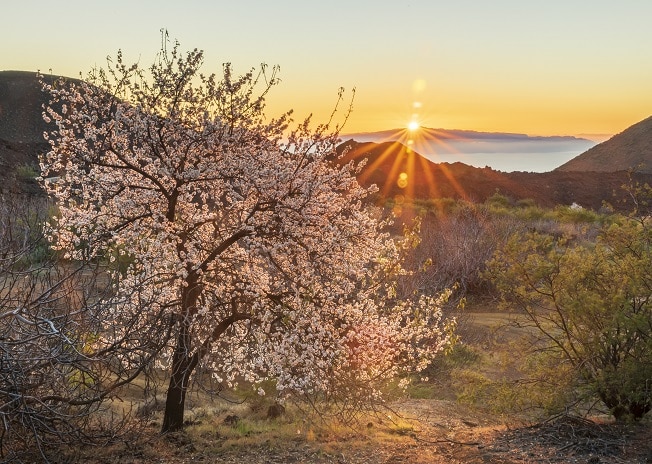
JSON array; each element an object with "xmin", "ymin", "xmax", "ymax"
[
  {"xmin": 405, "ymin": 201, "xmax": 521, "ymax": 299},
  {"xmin": 486, "ymin": 219, "xmax": 652, "ymax": 421},
  {"xmin": 15, "ymin": 164, "xmax": 39, "ymax": 180}
]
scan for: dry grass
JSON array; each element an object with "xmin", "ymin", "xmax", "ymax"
[
  {"xmin": 57, "ymin": 300, "xmax": 652, "ymax": 463},
  {"xmin": 71, "ymin": 396, "xmax": 652, "ymax": 464}
]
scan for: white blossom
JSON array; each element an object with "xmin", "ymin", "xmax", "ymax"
[{"xmin": 40, "ymin": 42, "xmax": 454, "ymax": 427}]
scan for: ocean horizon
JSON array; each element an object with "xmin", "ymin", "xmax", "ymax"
[
  {"xmin": 422, "ymin": 150, "xmax": 590, "ymax": 173},
  {"xmin": 343, "ymin": 128, "xmax": 598, "ymax": 173}
]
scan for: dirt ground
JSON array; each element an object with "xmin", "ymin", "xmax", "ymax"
[
  {"xmin": 63, "ymin": 308, "xmax": 652, "ymax": 464},
  {"xmin": 76, "ymin": 398, "xmax": 652, "ymax": 464}
]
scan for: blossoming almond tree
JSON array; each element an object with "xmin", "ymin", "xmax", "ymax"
[{"xmin": 40, "ymin": 40, "xmax": 453, "ymax": 433}]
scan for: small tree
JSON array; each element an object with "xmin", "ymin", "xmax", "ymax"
[
  {"xmin": 486, "ymin": 215, "xmax": 652, "ymax": 420},
  {"xmin": 40, "ymin": 39, "xmax": 454, "ymax": 433}
]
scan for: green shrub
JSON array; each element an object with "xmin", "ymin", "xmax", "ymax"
[
  {"xmin": 486, "ymin": 220, "xmax": 652, "ymax": 421},
  {"xmin": 553, "ymin": 203, "xmax": 601, "ymax": 224},
  {"xmin": 15, "ymin": 164, "xmax": 39, "ymax": 180}
]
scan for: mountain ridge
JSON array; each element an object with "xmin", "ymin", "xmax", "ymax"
[
  {"xmin": 344, "ymin": 127, "xmax": 592, "ymax": 143},
  {"xmin": 2, "ymin": 69, "xmax": 651, "ymax": 211},
  {"xmin": 555, "ymin": 115, "xmax": 652, "ymax": 173},
  {"xmin": 336, "ymin": 139, "xmax": 652, "ymax": 211},
  {"xmin": 342, "ymin": 126, "xmax": 596, "ymax": 172}
]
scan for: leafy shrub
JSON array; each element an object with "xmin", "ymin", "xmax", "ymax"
[
  {"xmin": 15, "ymin": 164, "xmax": 39, "ymax": 180},
  {"xmin": 486, "ymin": 219, "xmax": 652, "ymax": 421}
]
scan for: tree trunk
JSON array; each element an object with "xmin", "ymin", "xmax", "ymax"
[
  {"xmin": 161, "ymin": 366, "xmax": 189, "ymax": 433},
  {"xmin": 161, "ymin": 320, "xmax": 196, "ymax": 433},
  {"xmin": 160, "ymin": 309, "xmax": 242, "ymax": 433}
]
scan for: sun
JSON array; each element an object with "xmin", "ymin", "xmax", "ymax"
[{"xmin": 407, "ymin": 120, "xmax": 420, "ymax": 132}]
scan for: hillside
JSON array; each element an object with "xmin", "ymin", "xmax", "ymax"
[
  {"xmin": 556, "ymin": 115, "xmax": 652, "ymax": 173},
  {"xmin": 337, "ymin": 139, "xmax": 652, "ymax": 211},
  {"xmin": 0, "ymin": 71, "xmax": 58, "ymax": 193},
  {"xmin": 2, "ymin": 70, "xmax": 651, "ymax": 210},
  {"xmin": 0, "ymin": 71, "xmax": 53, "ymax": 143}
]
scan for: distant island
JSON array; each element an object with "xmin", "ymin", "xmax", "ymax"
[{"xmin": 342, "ymin": 127, "xmax": 596, "ymax": 172}]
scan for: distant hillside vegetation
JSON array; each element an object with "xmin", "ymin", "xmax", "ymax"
[
  {"xmin": 556, "ymin": 116, "xmax": 652, "ymax": 173},
  {"xmin": 0, "ymin": 71, "xmax": 62, "ymax": 193},
  {"xmin": 0, "ymin": 70, "xmax": 54, "ymax": 143},
  {"xmin": 337, "ymin": 139, "xmax": 652, "ymax": 211}
]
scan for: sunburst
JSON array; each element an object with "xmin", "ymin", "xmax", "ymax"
[{"xmin": 340, "ymin": 120, "xmax": 471, "ymax": 215}]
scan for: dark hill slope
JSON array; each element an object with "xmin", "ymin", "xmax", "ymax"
[
  {"xmin": 0, "ymin": 71, "xmax": 71, "ymax": 193},
  {"xmin": 556, "ymin": 116, "xmax": 652, "ymax": 173},
  {"xmin": 0, "ymin": 70, "xmax": 53, "ymax": 144},
  {"xmin": 337, "ymin": 140, "xmax": 535, "ymax": 202},
  {"xmin": 337, "ymin": 139, "xmax": 652, "ymax": 211}
]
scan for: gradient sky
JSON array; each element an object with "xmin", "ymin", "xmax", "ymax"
[{"xmin": 3, "ymin": 0, "xmax": 651, "ymax": 138}]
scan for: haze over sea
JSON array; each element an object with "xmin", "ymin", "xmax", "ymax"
[
  {"xmin": 427, "ymin": 150, "xmax": 593, "ymax": 173},
  {"xmin": 343, "ymin": 128, "xmax": 599, "ymax": 173}
]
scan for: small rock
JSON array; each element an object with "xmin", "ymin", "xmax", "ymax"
[{"xmin": 267, "ymin": 402, "xmax": 286, "ymax": 419}]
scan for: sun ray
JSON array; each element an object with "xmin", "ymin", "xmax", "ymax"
[
  {"xmin": 381, "ymin": 144, "xmax": 410, "ymax": 199},
  {"xmin": 355, "ymin": 142, "xmax": 404, "ymax": 186},
  {"xmin": 339, "ymin": 119, "xmax": 479, "ymax": 210},
  {"xmin": 416, "ymin": 152, "xmax": 441, "ymax": 199},
  {"xmin": 405, "ymin": 144, "xmax": 416, "ymax": 201},
  {"xmin": 437, "ymin": 162, "xmax": 471, "ymax": 201}
]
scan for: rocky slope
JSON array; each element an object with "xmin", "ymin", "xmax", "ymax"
[
  {"xmin": 0, "ymin": 71, "xmax": 58, "ymax": 193},
  {"xmin": 556, "ymin": 115, "xmax": 652, "ymax": 173}
]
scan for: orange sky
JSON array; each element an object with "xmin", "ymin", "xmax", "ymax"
[{"xmin": 3, "ymin": 1, "xmax": 651, "ymax": 139}]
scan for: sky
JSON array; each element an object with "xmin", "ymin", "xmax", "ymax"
[{"xmin": 3, "ymin": 0, "xmax": 652, "ymax": 139}]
